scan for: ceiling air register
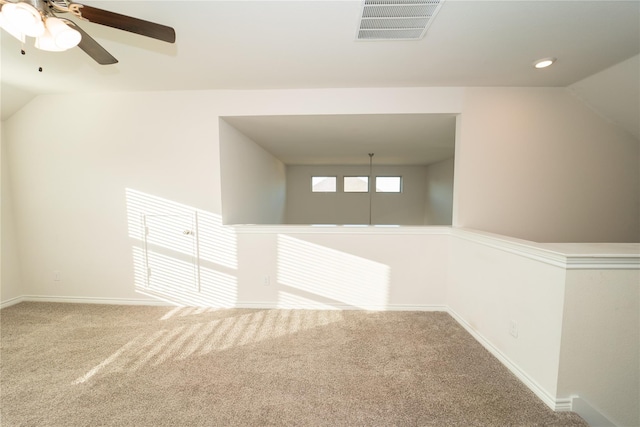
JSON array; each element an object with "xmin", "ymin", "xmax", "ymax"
[{"xmin": 357, "ymin": 0, "xmax": 444, "ymax": 41}]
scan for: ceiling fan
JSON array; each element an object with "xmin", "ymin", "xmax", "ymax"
[{"xmin": 0, "ymin": 0, "xmax": 175, "ymax": 65}]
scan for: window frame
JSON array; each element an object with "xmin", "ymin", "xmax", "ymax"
[
  {"xmin": 311, "ymin": 176, "xmax": 337, "ymax": 193},
  {"xmin": 375, "ymin": 176, "xmax": 403, "ymax": 193},
  {"xmin": 343, "ymin": 176, "xmax": 370, "ymax": 193}
]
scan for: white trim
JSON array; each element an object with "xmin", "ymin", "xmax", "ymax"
[
  {"xmin": 554, "ymin": 397, "xmax": 574, "ymax": 412},
  {"xmin": 232, "ymin": 226, "xmax": 638, "ymax": 269},
  {"xmin": 236, "ymin": 301, "xmax": 448, "ymax": 311},
  {"xmin": 452, "ymin": 228, "xmax": 640, "ymax": 270},
  {"xmin": 11, "ymin": 296, "xmax": 447, "ymax": 312},
  {"xmin": 564, "ymin": 257, "xmax": 640, "ymax": 270},
  {"xmin": 571, "ymin": 397, "xmax": 616, "ymax": 426},
  {"xmin": 447, "ymin": 307, "xmax": 561, "ymax": 411},
  {"xmin": 376, "ymin": 304, "xmax": 448, "ymax": 312},
  {"xmin": 0, "ymin": 296, "xmax": 24, "ymax": 309},
  {"xmin": 451, "ymin": 228, "xmax": 567, "ymax": 268},
  {"xmin": 233, "ymin": 225, "xmax": 452, "ymax": 235},
  {"xmin": 20, "ymin": 295, "xmax": 173, "ymax": 306}
]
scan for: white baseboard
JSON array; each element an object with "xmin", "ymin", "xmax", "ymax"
[
  {"xmin": 447, "ymin": 307, "xmax": 565, "ymax": 411},
  {"xmin": 6, "ymin": 295, "xmax": 448, "ymax": 312},
  {"xmin": 0, "ymin": 296, "xmax": 24, "ymax": 309},
  {"xmin": 382, "ymin": 304, "xmax": 448, "ymax": 312},
  {"xmin": 554, "ymin": 397, "xmax": 574, "ymax": 412},
  {"xmin": 236, "ymin": 301, "xmax": 448, "ymax": 311},
  {"xmin": 20, "ymin": 295, "xmax": 174, "ymax": 306},
  {"xmin": 571, "ymin": 397, "xmax": 616, "ymax": 427}
]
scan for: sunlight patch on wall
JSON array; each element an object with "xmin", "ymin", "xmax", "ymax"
[
  {"xmin": 126, "ymin": 188, "xmax": 237, "ymax": 270},
  {"xmin": 197, "ymin": 211, "xmax": 238, "ymax": 270},
  {"xmin": 277, "ymin": 235, "xmax": 390, "ymax": 310},
  {"xmin": 145, "ymin": 213, "xmax": 197, "ymax": 259},
  {"xmin": 126, "ymin": 188, "xmax": 238, "ymax": 306},
  {"xmin": 146, "ymin": 248, "xmax": 198, "ymax": 292},
  {"xmin": 73, "ymin": 308, "xmax": 344, "ymax": 384},
  {"xmin": 132, "ymin": 247, "xmax": 237, "ymax": 307}
]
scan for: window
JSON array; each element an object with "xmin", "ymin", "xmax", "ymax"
[
  {"xmin": 375, "ymin": 176, "xmax": 402, "ymax": 193},
  {"xmin": 343, "ymin": 176, "xmax": 369, "ymax": 193},
  {"xmin": 312, "ymin": 176, "xmax": 336, "ymax": 192}
]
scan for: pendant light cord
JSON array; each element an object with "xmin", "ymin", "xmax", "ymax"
[{"xmin": 369, "ymin": 153, "xmax": 374, "ymax": 225}]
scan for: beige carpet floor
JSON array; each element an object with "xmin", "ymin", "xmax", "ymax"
[{"xmin": 1, "ymin": 302, "xmax": 587, "ymax": 426}]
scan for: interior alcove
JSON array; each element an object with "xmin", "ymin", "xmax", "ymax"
[{"xmin": 219, "ymin": 114, "xmax": 456, "ymax": 226}]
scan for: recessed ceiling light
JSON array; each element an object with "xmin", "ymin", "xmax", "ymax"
[{"xmin": 533, "ymin": 57, "xmax": 557, "ymax": 69}]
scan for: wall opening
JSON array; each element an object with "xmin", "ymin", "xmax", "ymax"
[{"xmin": 219, "ymin": 114, "xmax": 456, "ymax": 226}]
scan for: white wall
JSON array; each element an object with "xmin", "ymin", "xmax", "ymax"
[
  {"xmin": 424, "ymin": 157, "xmax": 454, "ymax": 225},
  {"xmin": 285, "ymin": 165, "xmax": 429, "ymax": 225},
  {"xmin": 569, "ymin": 54, "xmax": 639, "ymax": 140},
  {"xmin": 3, "ymin": 91, "xmax": 222, "ymax": 301},
  {"xmin": 3, "ymin": 88, "xmax": 462, "ymax": 301},
  {"xmin": 1, "ymin": 127, "xmax": 23, "ymax": 305},
  {"xmin": 456, "ymin": 87, "xmax": 640, "ymax": 243},
  {"xmin": 3, "ymin": 86, "xmax": 636, "ymax": 303},
  {"xmin": 557, "ymin": 269, "xmax": 640, "ymax": 427},
  {"xmin": 447, "ymin": 230, "xmax": 640, "ymax": 423},
  {"xmin": 10, "ymin": 87, "xmax": 636, "ymax": 248},
  {"xmin": 232, "ymin": 228, "xmax": 448, "ymax": 310},
  {"xmin": 219, "ymin": 119, "xmax": 286, "ymax": 225},
  {"xmin": 447, "ymin": 230, "xmax": 567, "ymax": 403}
]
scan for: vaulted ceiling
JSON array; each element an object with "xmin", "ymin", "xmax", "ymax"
[{"xmin": 2, "ymin": 0, "xmax": 639, "ymax": 153}]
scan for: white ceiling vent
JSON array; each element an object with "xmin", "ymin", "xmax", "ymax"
[{"xmin": 357, "ymin": 0, "xmax": 444, "ymax": 41}]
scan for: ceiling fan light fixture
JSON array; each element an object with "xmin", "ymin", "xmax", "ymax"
[
  {"xmin": 45, "ymin": 17, "xmax": 81, "ymax": 49},
  {"xmin": 2, "ymin": 0, "xmax": 175, "ymax": 64},
  {"xmin": 35, "ymin": 31, "xmax": 64, "ymax": 51},
  {"xmin": 1, "ymin": 2, "xmax": 44, "ymax": 37},
  {"xmin": 0, "ymin": 9, "xmax": 27, "ymax": 42}
]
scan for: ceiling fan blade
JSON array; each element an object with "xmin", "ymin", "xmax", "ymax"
[
  {"xmin": 69, "ymin": 3, "xmax": 176, "ymax": 43},
  {"xmin": 67, "ymin": 21, "xmax": 118, "ymax": 65}
]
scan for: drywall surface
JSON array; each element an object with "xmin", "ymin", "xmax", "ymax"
[
  {"xmin": 285, "ymin": 165, "xmax": 429, "ymax": 225},
  {"xmin": 456, "ymin": 87, "xmax": 640, "ymax": 243},
  {"xmin": 4, "ymin": 85, "xmax": 637, "ymax": 303},
  {"xmin": 4, "ymin": 85, "xmax": 637, "ymax": 300},
  {"xmin": 3, "ymin": 91, "xmax": 222, "ymax": 301},
  {"xmin": 558, "ymin": 269, "xmax": 640, "ymax": 427},
  {"xmin": 219, "ymin": 119, "xmax": 286, "ymax": 225},
  {"xmin": 0, "ymin": 83, "xmax": 37, "ymax": 121},
  {"xmin": 3, "ymin": 87, "xmax": 462, "ymax": 301},
  {"xmin": 1, "ymin": 129, "xmax": 22, "ymax": 305},
  {"xmin": 447, "ymin": 231, "xmax": 567, "ymax": 401},
  {"xmin": 569, "ymin": 54, "xmax": 639, "ymax": 140},
  {"xmin": 423, "ymin": 157, "xmax": 454, "ymax": 225},
  {"xmin": 231, "ymin": 227, "xmax": 448, "ymax": 309}
]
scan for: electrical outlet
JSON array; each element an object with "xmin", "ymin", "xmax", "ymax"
[
  {"xmin": 263, "ymin": 275, "xmax": 270, "ymax": 286},
  {"xmin": 53, "ymin": 271, "xmax": 61, "ymax": 282},
  {"xmin": 509, "ymin": 320, "xmax": 518, "ymax": 338}
]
